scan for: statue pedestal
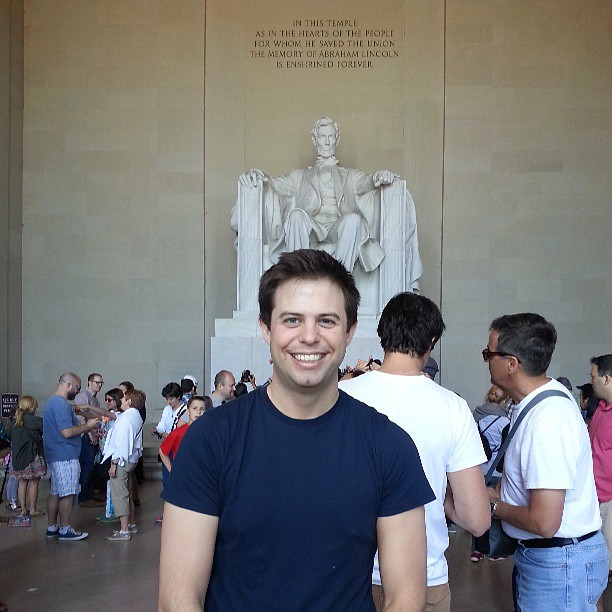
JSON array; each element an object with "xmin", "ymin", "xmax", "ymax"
[{"xmin": 209, "ymin": 312, "xmax": 384, "ymax": 391}]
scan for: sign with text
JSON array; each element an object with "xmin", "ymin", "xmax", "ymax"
[
  {"xmin": 249, "ymin": 18, "xmax": 399, "ymax": 69},
  {"xmin": 1, "ymin": 393, "xmax": 19, "ymax": 418}
]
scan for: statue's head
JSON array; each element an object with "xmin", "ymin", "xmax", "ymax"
[{"xmin": 311, "ymin": 116, "xmax": 340, "ymax": 158}]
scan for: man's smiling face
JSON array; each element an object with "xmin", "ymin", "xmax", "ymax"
[{"xmin": 260, "ymin": 278, "xmax": 355, "ymax": 396}]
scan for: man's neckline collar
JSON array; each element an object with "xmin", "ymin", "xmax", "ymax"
[{"xmin": 598, "ymin": 399, "xmax": 612, "ymax": 412}]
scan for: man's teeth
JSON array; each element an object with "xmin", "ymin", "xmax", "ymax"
[{"xmin": 294, "ymin": 354, "xmax": 322, "ymax": 362}]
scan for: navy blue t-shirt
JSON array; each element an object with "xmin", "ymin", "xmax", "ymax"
[{"xmin": 163, "ymin": 387, "xmax": 434, "ymax": 611}]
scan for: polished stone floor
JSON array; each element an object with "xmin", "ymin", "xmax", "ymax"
[{"xmin": 1, "ymin": 478, "xmax": 610, "ymax": 611}]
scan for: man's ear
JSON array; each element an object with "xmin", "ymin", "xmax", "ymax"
[
  {"xmin": 346, "ymin": 322, "xmax": 357, "ymax": 347},
  {"xmin": 507, "ymin": 356, "xmax": 520, "ymax": 374},
  {"xmin": 259, "ymin": 316, "xmax": 271, "ymax": 346}
]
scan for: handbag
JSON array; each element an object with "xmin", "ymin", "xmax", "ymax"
[{"xmin": 485, "ymin": 389, "xmax": 570, "ymax": 558}]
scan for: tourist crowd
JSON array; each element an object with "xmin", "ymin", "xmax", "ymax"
[{"xmin": 1, "ymin": 249, "xmax": 611, "ymax": 612}]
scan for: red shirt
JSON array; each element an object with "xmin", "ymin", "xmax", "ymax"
[
  {"xmin": 160, "ymin": 423, "xmax": 189, "ymax": 461},
  {"xmin": 589, "ymin": 400, "xmax": 612, "ymax": 502}
]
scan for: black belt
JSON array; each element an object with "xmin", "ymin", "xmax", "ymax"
[{"xmin": 520, "ymin": 530, "xmax": 597, "ymax": 549}]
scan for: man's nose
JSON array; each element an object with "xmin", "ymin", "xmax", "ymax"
[{"xmin": 299, "ymin": 321, "xmax": 319, "ymax": 344}]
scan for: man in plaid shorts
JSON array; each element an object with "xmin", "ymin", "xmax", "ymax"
[{"xmin": 43, "ymin": 372, "xmax": 100, "ymax": 541}]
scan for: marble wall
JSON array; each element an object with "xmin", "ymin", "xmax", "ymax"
[
  {"xmin": 442, "ymin": 0, "xmax": 611, "ymax": 402},
  {"xmin": 0, "ymin": 0, "xmax": 23, "ymax": 394},
  {"xmin": 15, "ymin": 0, "xmax": 611, "ymax": 408},
  {"xmin": 21, "ymin": 0, "xmax": 205, "ymax": 403}
]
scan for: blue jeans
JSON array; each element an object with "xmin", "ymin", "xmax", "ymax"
[
  {"xmin": 78, "ymin": 435, "xmax": 98, "ymax": 502},
  {"xmin": 514, "ymin": 530, "xmax": 609, "ymax": 611}
]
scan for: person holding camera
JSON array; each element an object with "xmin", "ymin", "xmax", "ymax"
[{"xmin": 232, "ymin": 370, "xmax": 257, "ymax": 399}]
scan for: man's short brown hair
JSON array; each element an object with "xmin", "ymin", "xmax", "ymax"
[{"xmin": 258, "ymin": 249, "xmax": 360, "ymax": 332}]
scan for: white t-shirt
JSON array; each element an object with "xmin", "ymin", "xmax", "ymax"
[
  {"xmin": 102, "ymin": 408, "xmax": 143, "ymax": 466},
  {"xmin": 340, "ymin": 371, "xmax": 486, "ymax": 586},
  {"xmin": 500, "ymin": 378, "xmax": 601, "ymax": 540},
  {"xmin": 155, "ymin": 403, "xmax": 187, "ymax": 435}
]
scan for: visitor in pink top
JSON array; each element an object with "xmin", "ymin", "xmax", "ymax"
[{"xmin": 588, "ymin": 353, "xmax": 612, "ymax": 612}]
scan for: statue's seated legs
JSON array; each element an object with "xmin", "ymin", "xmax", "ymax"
[
  {"xmin": 284, "ymin": 208, "xmax": 313, "ymax": 252},
  {"xmin": 284, "ymin": 209, "xmax": 366, "ymax": 272},
  {"xmin": 327, "ymin": 212, "xmax": 366, "ymax": 272}
]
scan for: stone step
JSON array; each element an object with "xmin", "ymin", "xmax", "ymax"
[{"xmin": 142, "ymin": 444, "xmax": 162, "ymax": 481}]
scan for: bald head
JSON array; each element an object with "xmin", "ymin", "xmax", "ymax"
[
  {"xmin": 213, "ymin": 370, "xmax": 236, "ymax": 401},
  {"xmin": 57, "ymin": 372, "xmax": 81, "ymax": 400}
]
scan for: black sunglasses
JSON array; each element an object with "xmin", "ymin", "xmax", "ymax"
[{"xmin": 482, "ymin": 348, "xmax": 521, "ymax": 363}]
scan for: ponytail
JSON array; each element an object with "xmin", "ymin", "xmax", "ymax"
[{"xmin": 15, "ymin": 395, "xmax": 38, "ymax": 427}]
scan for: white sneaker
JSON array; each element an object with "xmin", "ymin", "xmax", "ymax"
[{"xmin": 108, "ymin": 530, "xmax": 131, "ymax": 541}]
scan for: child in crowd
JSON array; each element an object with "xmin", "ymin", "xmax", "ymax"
[
  {"xmin": 156, "ymin": 395, "xmax": 211, "ymax": 524},
  {"xmin": 6, "ymin": 396, "xmax": 47, "ymax": 517},
  {"xmin": 102, "ymin": 389, "xmax": 144, "ymax": 541}
]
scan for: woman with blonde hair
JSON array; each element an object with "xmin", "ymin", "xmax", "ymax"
[
  {"xmin": 6, "ymin": 396, "xmax": 47, "ymax": 517},
  {"xmin": 472, "ymin": 384, "xmax": 513, "ymax": 421}
]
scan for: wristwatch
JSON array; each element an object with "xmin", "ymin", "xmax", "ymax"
[{"xmin": 491, "ymin": 500, "xmax": 500, "ymax": 518}]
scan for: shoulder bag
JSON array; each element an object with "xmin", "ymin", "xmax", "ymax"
[{"xmin": 485, "ymin": 389, "xmax": 570, "ymax": 558}]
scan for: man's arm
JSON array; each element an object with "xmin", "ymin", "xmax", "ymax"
[
  {"xmin": 159, "ymin": 502, "xmax": 219, "ymax": 612},
  {"xmin": 353, "ymin": 169, "xmax": 395, "ymax": 196},
  {"xmin": 489, "ymin": 488, "xmax": 565, "ymax": 538},
  {"xmin": 75, "ymin": 404, "xmax": 116, "ymax": 420},
  {"xmin": 60, "ymin": 417, "xmax": 99, "ymax": 439},
  {"xmin": 445, "ymin": 466, "xmax": 490, "ymax": 536},
  {"xmin": 377, "ymin": 506, "xmax": 427, "ymax": 612}
]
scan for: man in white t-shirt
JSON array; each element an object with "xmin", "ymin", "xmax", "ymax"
[
  {"xmin": 152, "ymin": 382, "xmax": 188, "ymax": 439},
  {"xmin": 340, "ymin": 292, "xmax": 490, "ymax": 612},
  {"xmin": 484, "ymin": 313, "xmax": 608, "ymax": 611}
]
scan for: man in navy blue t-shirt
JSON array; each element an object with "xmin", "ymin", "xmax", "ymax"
[{"xmin": 159, "ymin": 249, "xmax": 434, "ymax": 611}]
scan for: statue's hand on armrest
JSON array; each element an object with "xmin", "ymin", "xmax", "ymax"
[
  {"xmin": 372, "ymin": 170, "xmax": 397, "ymax": 187},
  {"xmin": 239, "ymin": 169, "xmax": 268, "ymax": 189}
]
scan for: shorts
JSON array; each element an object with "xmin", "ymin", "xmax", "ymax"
[
  {"xmin": 49, "ymin": 459, "xmax": 80, "ymax": 497},
  {"xmin": 372, "ymin": 582, "xmax": 450, "ymax": 612}
]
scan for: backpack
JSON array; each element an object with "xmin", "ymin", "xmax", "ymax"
[{"xmin": 477, "ymin": 416, "xmax": 502, "ymax": 461}]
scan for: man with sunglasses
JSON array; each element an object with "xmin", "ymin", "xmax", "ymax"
[
  {"xmin": 484, "ymin": 313, "xmax": 607, "ymax": 610},
  {"xmin": 43, "ymin": 372, "xmax": 100, "ymax": 541}
]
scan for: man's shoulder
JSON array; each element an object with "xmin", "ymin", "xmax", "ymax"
[
  {"xmin": 210, "ymin": 395, "xmax": 223, "ymax": 408},
  {"xmin": 338, "ymin": 390, "xmax": 406, "ymax": 439},
  {"xmin": 522, "ymin": 383, "xmax": 577, "ymax": 421},
  {"xmin": 342, "ymin": 371, "xmax": 468, "ymax": 408},
  {"xmin": 74, "ymin": 389, "xmax": 93, "ymax": 405},
  {"xmin": 191, "ymin": 391, "xmax": 256, "ymax": 433},
  {"xmin": 44, "ymin": 394, "xmax": 69, "ymax": 412},
  {"xmin": 339, "ymin": 388, "xmax": 380, "ymax": 414}
]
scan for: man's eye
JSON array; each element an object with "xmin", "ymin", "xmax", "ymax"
[
  {"xmin": 320, "ymin": 318, "xmax": 336, "ymax": 326},
  {"xmin": 285, "ymin": 317, "xmax": 299, "ymax": 325}
]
